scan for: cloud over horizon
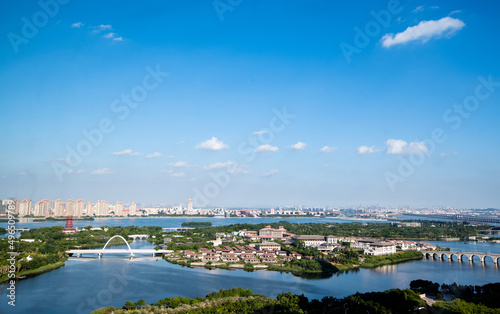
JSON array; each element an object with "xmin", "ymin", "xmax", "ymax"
[
  {"xmin": 356, "ymin": 145, "xmax": 378, "ymax": 154},
  {"xmin": 385, "ymin": 139, "xmax": 428, "ymax": 155},
  {"xmin": 320, "ymin": 146, "xmax": 338, "ymax": 153},
  {"xmin": 381, "ymin": 16, "xmax": 465, "ymax": 48},
  {"xmin": 195, "ymin": 137, "xmax": 229, "ymax": 151},
  {"xmin": 262, "ymin": 169, "xmax": 278, "ymax": 177},
  {"xmin": 112, "ymin": 149, "xmax": 141, "ymax": 156},
  {"xmin": 288, "ymin": 142, "xmax": 307, "ymax": 150},
  {"xmin": 91, "ymin": 168, "xmax": 112, "ymax": 175},
  {"xmin": 254, "ymin": 144, "xmax": 278, "ymax": 153}
]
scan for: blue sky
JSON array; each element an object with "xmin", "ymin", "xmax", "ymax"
[{"xmin": 1, "ymin": 0, "xmax": 499, "ymax": 208}]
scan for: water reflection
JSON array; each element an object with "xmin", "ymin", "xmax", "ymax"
[{"xmin": 372, "ymin": 264, "xmax": 397, "ymax": 274}]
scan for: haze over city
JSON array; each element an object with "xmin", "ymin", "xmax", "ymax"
[{"xmin": 1, "ymin": 1, "xmax": 499, "ymax": 208}]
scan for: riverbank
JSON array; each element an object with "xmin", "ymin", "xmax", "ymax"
[{"xmin": 0, "ymin": 261, "xmax": 66, "ymax": 283}]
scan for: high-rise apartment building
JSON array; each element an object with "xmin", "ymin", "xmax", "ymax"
[
  {"xmin": 129, "ymin": 202, "xmax": 137, "ymax": 214},
  {"xmin": 34, "ymin": 199, "xmax": 51, "ymax": 216},
  {"xmin": 85, "ymin": 202, "xmax": 93, "ymax": 216},
  {"xmin": 96, "ymin": 200, "xmax": 109, "ymax": 216},
  {"xmin": 66, "ymin": 199, "xmax": 75, "ymax": 216},
  {"xmin": 19, "ymin": 199, "xmax": 32, "ymax": 216},
  {"xmin": 115, "ymin": 202, "xmax": 123, "ymax": 216},
  {"xmin": 75, "ymin": 200, "xmax": 84, "ymax": 216},
  {"xmin": 53, "ymin": 199, "xmax": 63, "ymax": 216}
]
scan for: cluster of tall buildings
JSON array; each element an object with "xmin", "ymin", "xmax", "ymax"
[{"xmin": 0, "ymin": 199, "xmax": 137, "ymax": 217}]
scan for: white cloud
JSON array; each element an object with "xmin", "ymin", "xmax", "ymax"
[
  {"xmin": 112, "ymin": 149, "xmax": 141, "ymax": 156},
  {"xmin": 204, "ymin": 161, "xmax": 235, "ymax": 170},
  {"xmin": 113, "ymin": 37, "xmax": 124, "ymax": 42},
  {"xmin": 195, "ymin": 137, "xmax": 229, "ymax": 151},
  {"xmin": 159, "ymin": 169, "xmax": 185, "ymax": 177},
  {"xmin": 170, "ymin": 161, "xmax": 193, "ymax": 168},
  {"xmin": 320, "ymin": 146, "xmax": 338, "ymax": 153},
  {"xmin": 385, "ymin": 139, "xmax": 428, "ymax": 155},
  {"xmin": 254, "ymin": 144, "xmax": 278, "ymax": 153},
  {"xmin": 76, "ymin": 170, "xmax": 87, "ymax": 173},
  {"xmin": 170, "ymin": 172, "xmax": 185, "ymax": 177},
  {"xmin": 356, "ymin": 145, "xmax": 378, "ymax": 154},
  {"xmin": 18, "ymin": 172, "xmax": 27, "ymax": 175},
  {"xmin": 252, "ymin": 130, "xmax": 267, "ymax": 135},
  {"xmin": 146, "ymin": 152, "xmax": 162, "ymax": 158},
  {"xmin": 450, "ymin": 10, "xmax": 462, "ymax": 16},
  {"xmin": 204, "ymin": 161, "xmax": 249, "ymax": 174},
  {"xmin": 71, "ymin": 22, "xmax": 84, "ymax": 28},
  {"xmin": 103, "ymin": 32, "xmax": 115, "ymax": 39},
  {"xmin": 176, "ymin": 141, "xmax": 185, "ymax": 145},
  {"xmin": 440, "ymin": 152, "xmax": 458, "ymax": 157},
  {"xmin": 91, "ymin": 168, "xmax": 112, "ymax": 175},
  {"xmin": 228, "ymin": 165, "xmax": 249, "ymax": 174},
  {"xmin": 288, "ymin": 142, "xmax": 307, "ymax": 150},
  {"xmin": 412, "ymin": 5, "xmax": 424, "ymax": 13},
  {"xmin": 381, "ymin": 17, "xmax": 465, "ymax": 48},
  {"xmin": 262, "ymin": 169, "xmax": 278, "ymax": 177},
  {"xmin": 98, "ymin": 24, "xmax": 112, "ymax": 30}
]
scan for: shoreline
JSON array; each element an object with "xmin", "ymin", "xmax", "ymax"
[
  {"xmin": 0, "ymin": 261, "xmax": 66, "ymax": 283},
  {"xmin": 164, "ymin": 251, "xmax": 424, "ymax": 277}
]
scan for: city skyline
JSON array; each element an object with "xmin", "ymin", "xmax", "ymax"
[{"xmin": 1, "ymin": 1, "xmax": 500, "ymax": 208}]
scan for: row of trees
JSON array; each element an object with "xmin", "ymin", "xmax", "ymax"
[
  {"xmin": 181, "ymin": 220, "xmax": 482, "ymax": 242},
  {"xmin": 100, "ymin": 286, "xmax": 425, "ymax": 313},
  {"xmin": 94, "ymin": 281, "xmax": 500, "ymax": 313}
]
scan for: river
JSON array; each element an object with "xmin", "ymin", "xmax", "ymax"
[
  {"xmin": 0, "ymin": 216, "xmax": 391, "ymax": 231},
  {"xmin": 1, "ymin": 218, "xmax": 499, "ymax": 313}
]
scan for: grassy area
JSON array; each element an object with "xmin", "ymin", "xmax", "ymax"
[
  {"xmin": 361, "ymin": 251, "xmax": 423, "ymax": 268},
  {"xmin": 0, "ymin": 261, "xmax": 66, "ymax": 283}
]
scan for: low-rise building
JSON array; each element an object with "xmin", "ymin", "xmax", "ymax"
[
  {"xmin": 221, "ymin": 254, "xmax": 239, "ymax": 263},
  {"xmin": 364, "ymin": 241, "xmax": 396, "ymax": 256},
  {"xmin": 202, "ymin": 253, "xmax": 220, "ymax": 262},
  {"xmin": 280, "ymin": 255, "xmax": 294, "ymax": 262},
  {"xmin": 255, "ymin": 242, "xmax": 281, "ymax": 251},
  {"xmin": 260, "ymin": 256, "xmax": 278, "ymax": 263},
  {"xmin": 292, "ymin": 235, "xmax": 327, "ymax": 247}
]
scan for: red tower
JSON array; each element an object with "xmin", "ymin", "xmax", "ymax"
[{"xmin": 62, "ymin": 216, "xmax": 77, "ymax": 234}]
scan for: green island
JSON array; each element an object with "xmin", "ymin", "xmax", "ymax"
[
  {"xmin": 92, "ymin": 281, "xmax": 500, "ymax": 313},
  {"xmin": 161, "ymin": 220, "xmax": 483, "ymax": 275},
  {"xmin": 180, "ymin": 221, "xmax": 212, "ymax": 227}
]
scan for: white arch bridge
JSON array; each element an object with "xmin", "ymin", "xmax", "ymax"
[
  {"xmin": 66, "ymin": 235, "xmax": 172, "ymax": 259},
  {"xmin": 424, "ymin": 251, "xmax": 500, "ymax": 265}
]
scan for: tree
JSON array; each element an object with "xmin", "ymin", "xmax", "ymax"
[{"xmin": 123, "ymin": 301, "xmax": 134, "ymax": 309}]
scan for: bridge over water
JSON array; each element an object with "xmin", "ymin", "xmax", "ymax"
[
  {"xmin": 424, "ymin": 251, "xmax": 500, "ymax": 265},
  {"xmin": 128, "ymin": 234, "xmax": 149, "ymax": 240},
  {"xmin": 66, "ymin": 235, "xmax": 172, "ymax": 258}
]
